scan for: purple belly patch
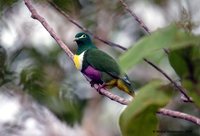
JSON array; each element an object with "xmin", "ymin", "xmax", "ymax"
[{"xmin": 83, "ymin": 66, "xmax": 102, "ymax": 82}]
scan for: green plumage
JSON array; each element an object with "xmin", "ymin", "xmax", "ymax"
[
  {"xmin": 74, "ymin": 32, "xmax": 134, "ymax": 96},
  {"xmin": 84, "ymin": 48, "xmax": 121, "ymax": 82}
]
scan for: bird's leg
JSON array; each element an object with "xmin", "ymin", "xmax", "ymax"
[{"xmin": 89, "ymin": 80, "xmax": 96, "ymax": 87}]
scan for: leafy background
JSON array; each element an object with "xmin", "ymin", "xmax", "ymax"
[{"xmin": 0, "ymin": 0, "xmax": 200, "ymax": 136}]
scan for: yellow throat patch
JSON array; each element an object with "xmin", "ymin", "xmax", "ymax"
[
  {"xmin": 73, "ymin": 55, "xmax": 80, "ymax": 69},
  {"xmin": 73, "ymin": 52, "xmax": 85, "ymax": 70}
]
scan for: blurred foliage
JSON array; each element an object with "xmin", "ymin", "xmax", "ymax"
[
  {"xmin": 151, "ymin": 0, "xmax": 168, "ymax": 6},
  {"xmin": 183, "ymin": 80, "xmax": 200, "ymax": 108},
  {"xmin": 169, "ymin": 44, "xmax": 200, "ymax": 108},
  {"xmin": 0, "ymin": 46, "xmax": 7, "ymax": 67},
  {"xmin": 20, "ymin": 47, "xmax": 87, "ymax": 125},
  {"xmin": 169, "ymin": 46, "xmax": 200, "ymax": 83},
  {"xmin": 168, "ymin": 9, "xmax": 200, "ymax": 108},
  {"xmin": 1, "ymin": 0, "xmax": 200, "ymax": 135},
  {"xmin": 177, "ymin": 8, "xmax": 195, "ymax": 33},
  {"xmin": 119, "ymin": 24, "xmax": 200, "ymax": 71},
  {"xmin": 0, "ymin": 45, "xmax": 14, "ymax": 85},
  {"xmin": 0, "ymin": 45, "xmax": 87, "ymax": 126},
  {"xmin": 20, "ymin": 67, "xmax": 46, "ymax": 102},
  {"xmin": 0, "ymin": 0, "xmax": 18, "ymax": 14},
  {"xmin": 120, "ymin": 23, "xmax": 200, "ymax": 136},
  {"xmin": 20, "ymin": 66, "xmax": 86, "ymax": 125},
  {"xmin": 120, "ymin": 81, "xmax": 173, "ymax": 136},
  {"xmin": 51, "ymin": 0, "xmax": 81, "ymax": 15}
]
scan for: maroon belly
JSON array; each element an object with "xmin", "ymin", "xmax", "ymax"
[{"xmin": 82, "ymin": 66, "xmax": 102, "ymax": 84}]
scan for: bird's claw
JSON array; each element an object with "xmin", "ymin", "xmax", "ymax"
[{"xmin": 90, "ymin": 81, "xmax": 95, "ymax": 87}]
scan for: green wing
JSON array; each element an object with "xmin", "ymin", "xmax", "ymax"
[{"xmin": 84, "ymin": 48, "xmax": 121, "ymax": 78}]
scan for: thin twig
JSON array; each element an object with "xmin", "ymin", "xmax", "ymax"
[
  {"xmin": 49, "ymin": 1, "xmax": 127, "ymax": 51},
  {"xmin": 24, "ymin": 0, "xmax": 199, "ymax": 126},
  {"xmin": 118, "ymin": 0, "xmax": 192, "ymax": 102},
  {"xmin": 143, "ymin": 58, "xmax": 193, "ymax": 102},
  {"xmin": 50, "ymin": 1, "xmax": 192, "ymax": 102},
  {"xmin": 24, "ymin": 0, "xmax": 74, "ymax": 60},
  {"xmin": 118, "ymin": 0, "xmax": 151, "ymax": 35}
]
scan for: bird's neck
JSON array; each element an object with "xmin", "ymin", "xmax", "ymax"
[{"xmin": 76, "ymin": 42, "xmax": 96, "ymax": 55}]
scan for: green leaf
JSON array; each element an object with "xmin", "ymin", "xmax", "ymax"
[
  {"xmin": 169, "ymin": 45, "xmax": 200, "ymax": 82},
  {"xmin": 167, "ymin": 30, "xmax": 200, "ymax": 108},
  {"xmin": 119, "ymin": 24, "xmax": 200, "ymax": 71},
  {"xmin": 183, "ymin": 80, "xmax": 200, "ymax": 108},
  {"xmin": 119, "ymin": 81, "xmax": 172, "ymax": 136},
  {"xmin": 168, "ymin": 48, "xmax": 190, "ymax": 79}
]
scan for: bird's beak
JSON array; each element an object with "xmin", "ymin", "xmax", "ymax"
[{"xmin": 74, "ymin": 38, "xmax": 79, "ymax": 41}]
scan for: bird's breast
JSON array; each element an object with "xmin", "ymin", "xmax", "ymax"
[{"xmin": 73, "ymin": 51, "xmax": 85, "ymax": 70}]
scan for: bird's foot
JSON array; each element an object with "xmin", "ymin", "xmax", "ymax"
[{"xmin": 90, "ymin": 80, "xmax": 95, "ymax": 87}]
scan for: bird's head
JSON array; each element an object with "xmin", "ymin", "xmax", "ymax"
[
  {"xmin": 74, "ymin": 32, "xmax": 96, "ymax": 54},
  {"xmin": 74, "ymin": 32, "xmax": 92, "ymax": 45}
]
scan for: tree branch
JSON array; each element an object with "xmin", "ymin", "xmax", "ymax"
[
  {"xmin": 143, "ymin": 58, "xmax": 193, "ymax": 102},
  {"xmin": 93, "ymin": 84, "xmax": 131, "ymax": 105},
  {"xmin": 118, "ymin": 0, "xmax": 192, "ymax": 102},
  {"xmin": 49, "ymin": 1, "xmax": 127, "ymax": 51},
  {"xmin": 118, "ymin": 0, "xmax": 151, "ymax": 35},
  {"xmin": 24, "ymin": 0, "xmax": 199, "ymax": 126},
  {"xmin": 49, "ymin": 1, "xmax": 192, "ymax": 102},
  {"xmin": 158, "ymin": 108, "xmax": 200, "ymax": 126},
  {"xmin": 24, "ymin": 0, "xmax": 128, "ymax": 105},
  {"xmin": 24, "ymin": 0, "xmax": 74, "ymax": 60}
]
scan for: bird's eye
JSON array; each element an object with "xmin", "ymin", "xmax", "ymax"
[
  {"xmin": 78, "ymin": 34, "xmax": 87, "ymax": 39},
  {"xmin": 79, "ymin": 34, "xmax": 86, "ymax": 39},
  {"xmin": 82, "ymin": 34, "xmax": 86, "ymax": 38}
]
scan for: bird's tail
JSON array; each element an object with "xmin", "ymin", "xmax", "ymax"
[{"xmin": 117, "ymin": 75, "xmax": 134, "ymax": 97}]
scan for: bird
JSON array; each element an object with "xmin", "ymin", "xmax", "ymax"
[{"xmin": 73, "ymin": 32, "xmax": 134, "ymax": 97}]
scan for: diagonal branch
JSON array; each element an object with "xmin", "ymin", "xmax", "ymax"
[
  {"xmin": 118, "ymin": 0, "xmax": 151, "ymax": 35},
  {"xmin": 143, "ymin": 59, "xmax": 192, "ymax": 102},
  {"xmin": 158, "ymin": 108, "xmax": 200, "ymax": 125},
  {"xmin": 49, "ymin": 1, "xmax": 127, "ymax": 51},
  {"xmin": 93, "ymin": 84, "xmax": 131, "ymax": 105},
  {"xmin": 50, "ymin": 1, "xmax": 192, "ymax": 102},
  {"xmin": 24, "ymin": 0, "xmax": 128, "ymax": 106},
  {"xmin": 24, "ymin": 0, "xmax": 74, "ymax": 60},
  {"xmin": 117, "ymin": 0, "xmax": 192, "ymax": 102},
  {"xmin": 24, "ymin": 0, "xmax": 199, "ymax": 126}
]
